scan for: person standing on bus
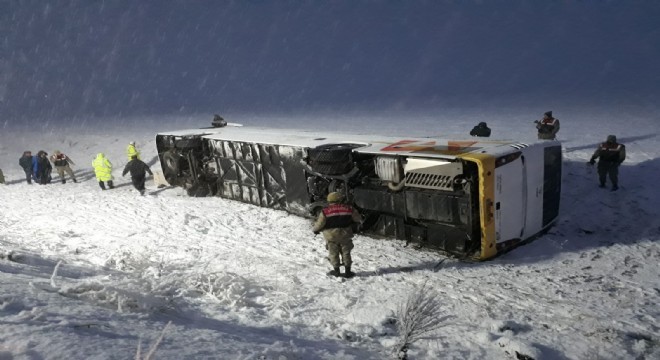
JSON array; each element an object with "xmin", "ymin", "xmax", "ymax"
[
  {"xmin": 470, "ymin": 122, "xmax": 491, "ymax": 137},
  {"xmin": 313, "ymin": 192, "xmax": 362, "ymax": 278},
  {"xmin": 588, "ymin": 135, "xmax": 625, "ymax": 191},
  {"xmin": 534, "ymin": 111, "xmax": 560, "ymax": 140}
]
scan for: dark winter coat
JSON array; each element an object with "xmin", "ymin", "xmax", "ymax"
[
  {"xmin": 19, "ymin": 155, "xmax": 33, "ymax": 172},
  {"xmin": 34, "ymin": 152, "xmax": 52, "ymax": 183},
  {"xmin": 470, "ymin": 124, "xmax": 491, "ymax": 137},
  {"xmin": 122, "ymin": 159, "xmax": 153, "ymax": 178}
]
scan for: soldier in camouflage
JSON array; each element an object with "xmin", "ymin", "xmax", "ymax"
[
  {"xmin": 313, "ymin": 192, "xmax": 362, "ymax": 278},
  {"xmin": 588, "ymin": 135, "xmax": 626, "ymax": 191},
  {"xmin": 534, "ymin": 111, "xmax": 560, "ymax": 140}
]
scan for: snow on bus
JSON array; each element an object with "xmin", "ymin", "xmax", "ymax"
[{"xmin": 155, "ymin": 119, "xmax": 561, "ymax": 260}]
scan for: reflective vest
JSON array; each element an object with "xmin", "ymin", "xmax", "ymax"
[
  {"xmin": 597, "ymin": 142, "xmax": 624, "ymax": 162},
  {"xmin": 321, "ymin": 203, "xmax": 355, "ymax": 230},
  {"xmin": 127, "ymin": 144, "xmax": 140, "ymax": 160},
  {"xmin": 52, "ymin": 154, "xmax": 69, "ymax": 167},
  {"xmin": 538, "ymin": 118, "xmax": 558, "ymax": 133}
]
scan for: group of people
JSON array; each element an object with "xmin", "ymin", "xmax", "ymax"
[
  {"xmin": 90, "ymin": 142, "xmax": 153, "ymax": 195},
  {"xmin": 11, "ymin": 141, "xmax": 153, "ymax": 195},
  {"xmin": 469, "ymin": 110, "xmax": 561, "ymax": 140},
  {"xmin": 468, "ymin": 110, "xmax": 625, "ymax": 190},
  {"xmin": 18, "ymin": 150, "xmax": 76, "ymax": 185}
]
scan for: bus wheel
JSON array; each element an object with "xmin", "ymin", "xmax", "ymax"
[{"xmin": 308, "ymin": 143, "xmax": 358, "ymax": 163}]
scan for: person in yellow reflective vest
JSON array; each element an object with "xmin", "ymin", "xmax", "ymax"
[
  {"xmin": 126, "ymin": 141, "xmax": 140, "ymax": 161},
  {"xmin": 92, "ymin": 153, "xmax": 114, "ymax": 190}
]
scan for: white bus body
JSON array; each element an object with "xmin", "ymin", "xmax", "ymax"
[{"xmin": 156, "ymin": 124, "xmax": 561, "ymax": 260}]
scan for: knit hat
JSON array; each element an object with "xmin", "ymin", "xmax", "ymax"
[
  {"xmin": 606, "ymin": 135, "xmax": 617, "ymax": 143},
  {"xmin": 544, "ymin": 111, "xmax": 552, "ymax": 118}
]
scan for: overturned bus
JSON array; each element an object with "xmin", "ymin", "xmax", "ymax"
[{"xmin": 155, "ymin": 122, "xmax": 561, "ymax": 260}]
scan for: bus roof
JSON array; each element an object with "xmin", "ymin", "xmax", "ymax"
[{"xmin": 157, "ymin": 125, "xmax": 551, "ymax": 159}]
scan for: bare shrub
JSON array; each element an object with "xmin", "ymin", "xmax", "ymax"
[
  {"xmin": 394, "ymin": 281, "xmax": 452, "ymax": 359},
  {"xmin": 135, "ymin": 321, "xmax": 172, "ymax": 360}
]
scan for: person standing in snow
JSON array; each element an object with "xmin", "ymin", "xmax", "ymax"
[
  {"xmin": 50, "ymin": 150, "xmax": 77, "ymax": 184},
  {"xmin": 19, "ymin": 151, "xmax": 34, "ymax": 184},
  {"xmin": 469, "ymin": 122, "xmax": 491, "ymax": 137},
  {"xmin": 534, "ymin": 111, "xmax": 560, "ymax": 140},
  {"xmin": 588, "ymin": 135, "xmax": 626, "ymax": 191},
  {"xmin": 312, "ymin": 192, "xmax": 362, "ymax": 278},
  {"xmin": 92, "ymin": 153, "xmax": 114, "ymax": 190},
  {"xmin": 0, "ymin": 167, "xmax": 5, "ymax": 184},
  {"xmin": 126, "ymin": 141, "xmax": 140, "ymax": 161},
  {"xmin": 35, "ymin": 150, "xmax": 52, "ymax": 185},
  {"xmin": 122, "ymin": 155, "xmax": 153, "ymax": 195}
]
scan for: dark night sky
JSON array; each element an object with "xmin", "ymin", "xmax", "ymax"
[{"xmin": 1, "ymin": 0, "xmax": 659, "ymax": 121}]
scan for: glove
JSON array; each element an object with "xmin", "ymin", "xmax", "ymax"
[
  {"xmin": 588, "ymin": 159, "xmax": 595, "ymax": 165},
  {"xmin": 313, "ymin": 231, "xmax": 320, "ymax": 235}
]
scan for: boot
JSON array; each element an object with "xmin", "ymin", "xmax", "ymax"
[
  {"xmin": 99, "ymin": 181, "xmax": 106, "ymax": 190},
  {"xmin": 108, "ymin": 180, "xmax": 115, "ymax": 189},
  {"xmin": 598, "ymin": 183, "xmax": 605, "ymax": 188},
  {"xmin": 611, "ymin": 184, "xmax": 619, "ymax": 191},
  {"xmin": 343, "ymin": 266, "xmax": 355, "ymax": 278},
  {"xmin": 62, "ymin": 179, "xmax": 66, "ymax": 184},
  {"xmin": 73, "ymin": 178, "xmax": 77, "ymax": 183},
  {"xmin": 327, "ymin": 267, "xmax": 340, "ymax": 277}
]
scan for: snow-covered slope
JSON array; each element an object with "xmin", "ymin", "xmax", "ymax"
[{"xmin": 0, "ymin": 110, "xmax": 658, "ymax": 359}]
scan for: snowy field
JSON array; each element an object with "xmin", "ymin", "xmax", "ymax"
[{"xmin": 0, "ymin": 108, "xmax": 659, "ymax": 359}]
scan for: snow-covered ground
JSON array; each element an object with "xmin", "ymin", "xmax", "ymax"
[{"xmin": 0, "ymin": 109, "xmax": 658, "ymax": 359}]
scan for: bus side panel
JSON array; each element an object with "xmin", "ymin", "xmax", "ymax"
[
  {"xmin": 210, "ymin": 140, "xmax": 311, "ymax": 217},
  {"xmin": 494, "ymin": 157, "xmax": 525, "ymax": 243}
]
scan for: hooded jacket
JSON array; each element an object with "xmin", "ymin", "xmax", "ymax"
[{"xmin": 92, "ymin": 153, "xmax": 113, "ymax": 181}]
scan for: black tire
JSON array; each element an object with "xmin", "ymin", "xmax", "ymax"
[
  {"xmin": 309, "ymin": 160, "xmax": 353, "ymax": 175},
  {"xmin": 162, "ymin": 151, "xmax": 181, "ymax": 175},
  {"xmin": 308, "ymin": 144, "xmax": 360, "ymax": 163}
]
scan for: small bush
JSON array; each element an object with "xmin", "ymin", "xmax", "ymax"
[{"xmin": 394, "ymin": 281, "xmax": 452, "ymax": 359}]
